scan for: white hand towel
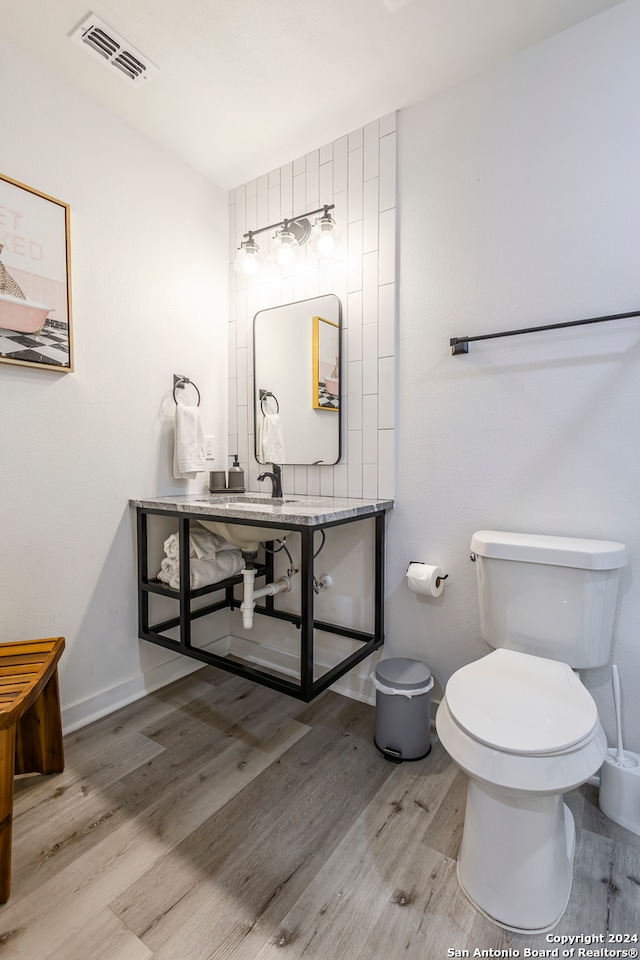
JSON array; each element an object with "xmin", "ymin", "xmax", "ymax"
[
  {"xmin": 173, "ymin": 404, "xmax": 206, "ymax": 479},
  {"xmin": 257, "ymin": 413, "xmax": 286, "ymax": 464}
]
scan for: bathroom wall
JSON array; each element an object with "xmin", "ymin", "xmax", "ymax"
[
  {"xmin": 0, "ymin": 37, "xmax": 229, "ymax": 730},
  {"xmin": 390, "ymin": 0, "xmax": 640, "ymax": 751},
  {"xmin": 228, "ymin": 118, "xmax": 397, "ymax": 501}
]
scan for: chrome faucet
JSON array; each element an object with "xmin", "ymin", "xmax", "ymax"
[{"xmin": 257, "ymin": 463, "xmax": 282, "ymax": 498}]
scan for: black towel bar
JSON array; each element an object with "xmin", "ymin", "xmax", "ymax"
[{"xmin": 450, "ymin": 308, "xmax": 640, "ymax": 355}]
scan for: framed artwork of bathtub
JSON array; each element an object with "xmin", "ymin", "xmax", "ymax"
[
  {"xmin": 312, "ymin": 315, "xmax": 340, "ymax": 411},
  {"xmin": 0, "ymin": 173, "xmax": 73, "ymax": 372}
]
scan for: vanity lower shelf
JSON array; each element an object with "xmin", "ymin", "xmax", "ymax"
[{"xmin": 132, "ymin": 494, "xmax": 392, "ymax": 701}]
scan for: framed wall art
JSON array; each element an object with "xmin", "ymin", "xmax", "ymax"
[
  {"xmin": 312, "ymin": 314, "xmax": 339, "ymax": 411},
  {"xmin": 0, "ymin": 174, "xmax": 73, "ymax": 372}
]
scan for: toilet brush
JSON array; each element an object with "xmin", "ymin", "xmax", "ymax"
[
  {"xmin": 612, "ymin": 665, "xmax": 633, "ymax": 767},
  {"xmin": 599, "ymin": 664, "xmax": 640, "ymax": 835}
]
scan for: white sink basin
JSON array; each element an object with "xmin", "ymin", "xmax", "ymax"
[
  {"xmin": 197, "ymin": 516, "xmax": 288, "ymax": 552},
  {"xmin": 193, "ymin": 495, "xmax": 297, "ymax": 551}
]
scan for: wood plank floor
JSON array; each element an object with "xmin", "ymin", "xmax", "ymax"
[{"xmin": 2, "ymin": 666, "xmax": 638, "ymax": 959}]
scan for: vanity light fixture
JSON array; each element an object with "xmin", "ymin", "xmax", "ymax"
[{"xmin": 235, "ymin": 204, "xmax": 336, "ymax": 275}]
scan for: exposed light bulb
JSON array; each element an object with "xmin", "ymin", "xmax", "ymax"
[
  {"xmin": 309, "ymin": 212, "xmax": 337, "ymax": 259},
  {"xmin": 317, "ymin": 224, "xmax": 335, "ymax": 256},
  {"xmin": 242, "ymin": 251, "xmax": 259, "ymax": 274},
  {"xmin": 235, "ymin": 236, "xmax": 259, "ymax": 275},
  {"xmin": 271, "ymin": 227, "xmax": 299, "ymax": 267}
]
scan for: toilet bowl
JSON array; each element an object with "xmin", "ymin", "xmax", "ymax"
[
  {"xmin": 435, "ymin": 530, "xmax": 626, "ymax": 935},
  {"xmin": 439, "ymin": 650, "xmax": 606, "ymax": 791},
  {"xmin": 436, "ymin": 650, "xmax": 607, "ymax": 933}
]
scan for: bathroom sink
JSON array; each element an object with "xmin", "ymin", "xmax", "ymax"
[
  {"xmin": 191, "ymin": 494, "xmax": 297, "ymax": 551},
  {"xmin": 197, "ymin": 516, "xmax": 289, "ymax": 552}
]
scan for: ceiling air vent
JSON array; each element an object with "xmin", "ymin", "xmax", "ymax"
[{"xmin": 69, "ymin": 13, "xmax": 158, "ymax": 86}]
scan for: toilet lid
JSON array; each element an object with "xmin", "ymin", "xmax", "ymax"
[{"xmin": 445, "ymin": 649, "xmax": 598, "ymax": 755}]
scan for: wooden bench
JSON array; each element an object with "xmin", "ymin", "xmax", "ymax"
[{"xmin": 0, "ymin": 637, "xmax": 65, "ymax": 903}]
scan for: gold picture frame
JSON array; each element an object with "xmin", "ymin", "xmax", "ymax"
[
  {"xmin": 0, "ymin": 173, "xmax": 73, "ymax": 372},
  {"xmin": 312, "ymin": 314, "xmax": 339, "ymax": 411}
]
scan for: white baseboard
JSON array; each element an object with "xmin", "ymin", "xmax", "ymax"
[{"xmin": 62, "ymin": 637, "xmax": 230, "ymax": 733}]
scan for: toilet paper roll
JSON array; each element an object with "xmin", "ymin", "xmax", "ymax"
[{"xmin": 406, "ymin": 563, "xmax": 446, "ymax": 597}]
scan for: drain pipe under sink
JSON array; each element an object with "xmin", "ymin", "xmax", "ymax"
[{"xmin": 240, "ymin": 564, "xmax": 292, "ymax": 629}]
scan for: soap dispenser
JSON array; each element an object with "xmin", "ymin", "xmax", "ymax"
[{"xmin": 227, "ymin": 454, "xmax": 245, "ymax": 492}]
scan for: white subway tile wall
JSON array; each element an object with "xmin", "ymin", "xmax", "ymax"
[{"xmin": 229, "ymin": 114, "xmax": 397, "ymax": 500}]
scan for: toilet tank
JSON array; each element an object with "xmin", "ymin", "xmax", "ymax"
[{"xmin": 470, "ymin": 531, "xmax": 627, "ymax": 668}]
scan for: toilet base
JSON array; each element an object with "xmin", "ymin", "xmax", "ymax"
[{"xmin": 457, "ymin": 779, "xmax": 576, "ymax": 934}]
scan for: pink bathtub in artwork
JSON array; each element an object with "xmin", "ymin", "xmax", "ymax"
[{"xmin": 0, "ymin": 292, "xmax": 52, "ymax": 334}]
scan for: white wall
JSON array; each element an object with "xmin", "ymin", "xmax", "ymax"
[
  {"xmin": 391, "ymin": 0, "xmax": 640, "ymax": 750},
  {"xmin": 0, "ymin": 39, "xmax": 229, "ymax": 730}
]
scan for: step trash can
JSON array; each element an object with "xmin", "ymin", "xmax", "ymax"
[{"xmin": 373, "ymin": 658, "xmax": 434, "ymax": 762}]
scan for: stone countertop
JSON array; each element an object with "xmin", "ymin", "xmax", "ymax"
[{"xmin": 129, "ymin": 493, "xmax": 394, "ymax": 527}]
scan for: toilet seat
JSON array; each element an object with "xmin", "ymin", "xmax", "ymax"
[
  {"xmin": 436, "ymin": 695, "xmax": 606, "ymax": 796},
  {"xmin": 445, "ymin": 649, "xmax": 598, "ymax": 756}
]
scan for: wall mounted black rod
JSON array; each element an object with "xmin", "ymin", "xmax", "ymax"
[{"xmin": 450, "ymin": 308, "xmax": 640, "ymax": 355}]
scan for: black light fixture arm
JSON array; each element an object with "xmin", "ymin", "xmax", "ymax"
[
  {"xmin": 242, "ymin": 204, "xmax": 335, "ymax": 242},
  {"xmin": 450, "ymin": 307, "xmax": 640, "ymax": 355}
]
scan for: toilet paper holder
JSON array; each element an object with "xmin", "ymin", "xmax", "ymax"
[{"xmin": 406, "ymin": 562, "xmax": 449, "ymax": 589}]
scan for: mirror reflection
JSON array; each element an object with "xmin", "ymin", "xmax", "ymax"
[{"xmin": 253, "ymin": 294, "xmax": 342, "ymax": 466}]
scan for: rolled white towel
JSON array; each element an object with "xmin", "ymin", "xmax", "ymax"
[
  {"xmin": 163, "ymin": 534, "xmax": 179, "ymax": 561},
  {"xmin": 156, "ymin": 551, "xmax": 244, "ymax": 589},
  {"xmin": 191, "ymin": 552, "xmax": 244, "ymax": 587},
  {"xmin": 157, "ymin": 556, "xmax": 177, "ymax": 585},
  {"xmin": 164, "ymin": 528, "xmax": 240, "ymax": 563}
]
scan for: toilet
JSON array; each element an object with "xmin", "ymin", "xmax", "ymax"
[{"xmin": 435, "ymin": 530, "xmax": 627, "ymax": 935}]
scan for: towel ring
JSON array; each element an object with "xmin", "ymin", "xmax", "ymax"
[
  {"xmin": 260, "ymin": 390, "xmax": 279, "ymax": 415},
  {"xmin": 173, "ymin": 375, "xmax": 201, "ymax": 407}
]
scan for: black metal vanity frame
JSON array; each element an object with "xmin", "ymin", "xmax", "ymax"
[{"xmin": 135, "ymin": 505, "xmax": 387, "ymax": 701}]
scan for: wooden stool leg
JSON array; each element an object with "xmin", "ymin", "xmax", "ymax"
[
  {"xmin": 15, "ymin": 669, "xmax": 64, "ymax": 776},
  {"xmin": 0, "ymin": 727, "xmax": 16, "ymax": 903}
]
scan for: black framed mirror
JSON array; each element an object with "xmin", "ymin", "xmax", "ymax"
[{"xmin": 253, "ymin": 294, "xmax": 342, "ymax": 465}]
